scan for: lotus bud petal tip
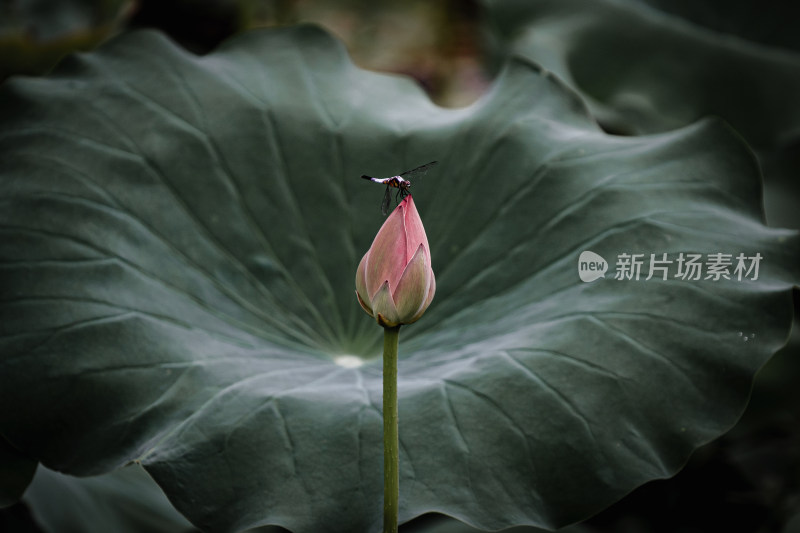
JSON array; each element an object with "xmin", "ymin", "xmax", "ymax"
[{"xmin": 355, "ymin": 196, "xmax": 435, "ymax": 327}]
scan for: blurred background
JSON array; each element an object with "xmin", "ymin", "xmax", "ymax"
[
  {"xmin": 0, "ymin": 0, "xmax": 494, "ymax": 106},
  {"xmin": 1, "ymin": 0, "xmax": 798, "ymax": 531}
]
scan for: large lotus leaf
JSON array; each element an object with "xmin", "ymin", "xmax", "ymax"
[
  {"xmin": 21, "ymin": 464, "xmax": 197, "ymax": 533},
  {"xmin": 482, "ymin": 0, "xmax": 800, "ymax": 230},
  {"xmin": 482, "ymin": 0, "xmax": 800, "ymax": 146},
  {"xmin": 0, "ymin": 25, "xmax": 797, "ymax": 533},
  {"xmin": 0, "ymin": 437, "xmax": 37, "ymax": 507},
  {"xmin": 631, "ymin": 0, "xmax": 800, "ymax": 52}
]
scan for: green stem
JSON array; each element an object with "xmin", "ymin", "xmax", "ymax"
[{"xmin": 383, "ymin": 325, "xmax": 400, "ymax": 533}]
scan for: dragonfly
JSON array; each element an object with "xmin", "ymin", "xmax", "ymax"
[{"xmin": 361, "ymin": 161, "xmax": 438, "ymax": 215}]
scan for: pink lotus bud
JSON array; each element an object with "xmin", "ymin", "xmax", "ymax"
[{"xmin": 355, "ymin": 196, "xmax": 436, "ymax": 327}]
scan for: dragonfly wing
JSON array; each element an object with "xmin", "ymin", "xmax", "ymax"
[
  {"xmin": 381, "ymin": 186, "xmax": 392, "ymax": 216},
  {"xmin": 399, "ymin": 160, "xmax": 438, "ymax": 180}
]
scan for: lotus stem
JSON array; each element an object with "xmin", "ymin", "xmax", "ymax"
[{"xmin": 383, "ymin": 325, "xmax": 400, "ymax": 533}]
